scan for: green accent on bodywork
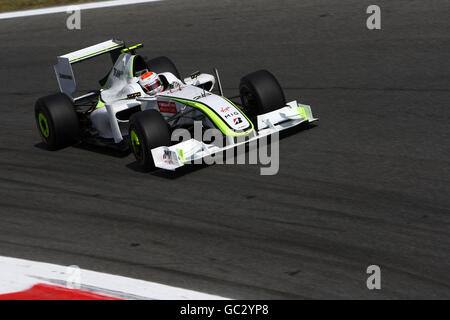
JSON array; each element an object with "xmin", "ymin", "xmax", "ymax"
[
  {"xmin": 69, "ymin": 44, "xmax": 123, "ymax": 63},
  {"xmin": 95, "ymin": 98, "xmax": 105, "ymax": 109},
  {"xmin": 130, "ymin": 130, "xmax": 140, "ymax": 154},
  {"xmin": 166, "ymin": 97, "xmax": 254, "ymax": 137},
  {"xmin": 297, "ymin": 106, "xmax": 307, "ymax": 120},
  {"xmin": 130, "ymin": 55, "xmax": 135, "ymax": 78},
  {"xmin": 38, "ymin": 112, "xmax": 50, "ymax": 138},
  {"xmin": 121, "ymin": 44, "xmax": 143, "ymax": 53},
  {"xmin": 177, "ymin": 148, "xmax": 186, "ymax": 162}
]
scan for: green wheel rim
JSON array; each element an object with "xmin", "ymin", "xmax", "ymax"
[
  {"xmin": 38, "ymin": 112, "xmax": 50, "ymax": 138},
  {"xmin": 130, "ymin": 129, "xmax": 141, "ymax": 156}
]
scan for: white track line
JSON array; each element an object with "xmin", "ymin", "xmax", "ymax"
[
  {"xmin": 0, "ymin": 0, "xmax": 162, "ymax": 20},
  {"xmin": 0, "ymin": 256, "xmax": 228, "ymax": 300}
]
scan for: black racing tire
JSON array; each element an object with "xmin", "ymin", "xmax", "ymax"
[
  {"xmin": 34, "ymin": 93, "xmax": 80, "ymax": 149},
  {"xmin": 146, "ymin": 56, "xmax": 181, "ymax": 79},
  {"xmin": 129, "ymin": 109, "xmax": 171, "ymax": 171},
  {"xmin": 239, "ymin": 69, "xmax": 286, "ymax": 119}
]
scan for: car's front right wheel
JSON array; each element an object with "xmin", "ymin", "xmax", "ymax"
[{"xmin": 128, "ymin": 110, "xmax": 171, "ymax": 171}]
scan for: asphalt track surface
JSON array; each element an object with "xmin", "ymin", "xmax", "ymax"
[{"xmin": 0, "ymin": 0, "xmax": 449, "ymax": 299}]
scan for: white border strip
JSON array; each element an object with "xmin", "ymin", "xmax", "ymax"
[
  {"xmin": 0, "ymin": 0, "xmax": 162, "ymax": 20},
  {"xmin": 0, "ymin": 256, "xmax": 228, "ymax": 300}
]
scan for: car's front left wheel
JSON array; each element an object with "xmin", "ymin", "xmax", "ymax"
[
  {"xmin": 239, "ymin": 69, "xmax": 286, "ymax": 120},
  {"xmin": 129, "ymin": 110, "xmax": 171, "ymax": 171}
]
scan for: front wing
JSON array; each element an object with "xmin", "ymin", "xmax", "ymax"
[{"xmin": 151, "ymin": 101, "xmax": 318, "ymax": 170}]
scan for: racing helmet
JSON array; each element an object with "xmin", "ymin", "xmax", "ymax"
[{"xmin": 138, "ymin": 71, "xmax": 163, "ymax": 95}]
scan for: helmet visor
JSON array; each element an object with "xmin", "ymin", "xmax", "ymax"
[{"xmin": 144, "ymin": 79, "xmax": 161, "ymax": 93}]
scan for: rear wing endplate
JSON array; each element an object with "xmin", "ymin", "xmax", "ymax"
[{"xmin": 54, "ymin": 39, "xmax": 125, "ymax": 99}]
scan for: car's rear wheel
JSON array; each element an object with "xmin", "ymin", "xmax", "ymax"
[
  {"xmin": 129, "ymin": 109, "xmax": 171, "ymax": 171},
  {"xmin": 34, "ymin": 93, "xmax": 80, "ymax": 149},
  {"xmin": 239, "ymin": 69, "xmax": 286, "ymax": 119},
  {"xmin": 146, "ymin": 56, "xmax": 181, "ymax": 79}
]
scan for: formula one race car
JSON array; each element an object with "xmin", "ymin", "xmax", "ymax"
[{"xmin": 35, "ymin": 39, "xmax": 318, "ymax": 171}]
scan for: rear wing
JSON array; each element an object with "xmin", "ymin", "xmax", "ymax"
[{"xmin": 54, "ymin": 39, "xmax": 128, "ymax": 100}]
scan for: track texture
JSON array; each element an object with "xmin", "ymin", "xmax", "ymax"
[{"xmin": 0, "ymin": 0, "xmax": 449, "ymax": 299}]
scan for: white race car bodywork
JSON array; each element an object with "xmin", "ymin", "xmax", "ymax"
[{"xmin": 54, "ymin": 39, "xmax": 318, "ymax": 171}]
